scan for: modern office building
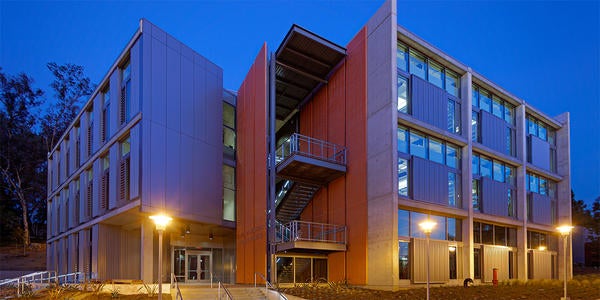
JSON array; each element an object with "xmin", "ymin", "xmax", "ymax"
[{"xmin": 47, "ymin": 0, "xmax": 572, "ymax": 290}]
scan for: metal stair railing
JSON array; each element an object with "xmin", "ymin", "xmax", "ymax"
[
  {"xmin": 170, "ymin": 273, "xmax": 183, "ymax": 300},
  {"xmin": 217, "ymin": 281, "xmax": 233, "ymax": 300},
  {"xmin": 254, "ymin": 272, "xmax": 287, "ymax": 300},
  {"xmin": 0, "ymin": 270, "xmax": 91, "ymax": 297},
  {"xmin": 275, "ymin": 220, "xmax": 347, "ymax": 244},
  {"xmin": 275, "ymin": 133, "xmax": 347, "ymax": 166}
]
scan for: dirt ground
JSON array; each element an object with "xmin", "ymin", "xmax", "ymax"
[{"xmin": 0, "ymin": 244, "xmax": 46, "ymax": 271}]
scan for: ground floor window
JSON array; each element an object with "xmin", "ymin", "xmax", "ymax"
[
  {"xmin": 449, "ymin": 246, "xmax": 457, "ymax": 279},
  {"xmin": 474, "ymin": 247, "xmax": 481, "ymax": 279},
  {"xmin": 399, "ymin": 241, "xmax": 410, "ymax": 279},
  {"xmin": 275, "ymin": 255, "xmax": 327, "ymax": 284}
]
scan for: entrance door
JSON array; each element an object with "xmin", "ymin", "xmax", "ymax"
[{"xmin": 186, "ymin": 251, "xmax": 212, "ymax": 283}]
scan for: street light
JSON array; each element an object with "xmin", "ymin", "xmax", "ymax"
[
  {"xmin": 557, "ymin": 225, "xmax": 573, "ymax": 300},
  {"xmin": 419, "ymin": 219, "xmax": 437, "ymax": 300},
  {"xmin": 150, "ymin": 214, "xmax": 172, "ymax": 300}
]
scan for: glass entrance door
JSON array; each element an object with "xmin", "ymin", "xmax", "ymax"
[{"xmin": 186, "ymin": 251, "xmax": 212, "ymax": 283}]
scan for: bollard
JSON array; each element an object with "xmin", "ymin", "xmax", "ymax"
[{"xmin": 492, "ymin": 268, "xmax": 498, "ymax": 286}]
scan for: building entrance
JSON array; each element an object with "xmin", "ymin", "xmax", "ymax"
[{"xmin": 185, "ymin": 251, "xmax": 212, "ymax": 283}]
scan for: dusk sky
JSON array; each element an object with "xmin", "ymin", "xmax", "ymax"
[{"xmin": 1, "ymin": 1, "xmax": 598, "ymax": 206}]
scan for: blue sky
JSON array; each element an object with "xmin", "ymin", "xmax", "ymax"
[{"xmin": 1, "ymin": 1, "xmax": 598, "ymax": 206}]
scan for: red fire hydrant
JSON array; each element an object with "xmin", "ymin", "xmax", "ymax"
[{"xmin": 492, "ymin": 268, "xmax": 498, "ymax": 286}]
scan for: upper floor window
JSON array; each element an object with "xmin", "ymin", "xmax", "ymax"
[
  {"xmin": 472, "ymin": 153, "xmax": 515, "ymax": 185},
  {"xmin": 101, "ymin": 86, "xmax": 110, "ymax": 144},
  {"xmin": 472, "ymin": 85, "xmax": 515, "ymax": 125},
  {"xmin": 223, "ymin": 102, "xmax": 236, "ymax": 155},
  {"xmin": 119, "ymin": 137, "xmax": 131, "ymax": 202},
  {"xmin": 398, "ymin": 209, "xmax": 462, "ymax": 241},
  {"xmin": 526, "ymin": 172, "xmax": 556, "ymax": 197},
  {"xmin": 473, "ymin": 222, "xmax": 517, "ymax": 247},
  {"xmin": 398, "ymin": 126, "xmax": 461, "ymax": 169},
  {"xmin": 397, "ymin": 41, "xmax": 460, "ymax": 97},
  {"xmin": 526, "ymin": 115, "xmax": 556, "ymax": 145},
  {"xmin": 87, "ymin": 106, "xmax": 93, "ymax": 157},
  {"xmin": 120, "ymin": 58, "xmax": 131, "ymax": 125},
  {"xmin": 223, "ymin": 165, "xmax": 235, "ymax": 221}
]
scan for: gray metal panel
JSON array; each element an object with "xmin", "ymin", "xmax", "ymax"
[
  {"xmin": 180, "ymin": 56, "xmax": 195, "ymax": 137},
  {"xmin": 166, "ymin": 46, "xmax": 181, "ymax": 132},
  {"xmin": 532, "ymin": 193, "xmax": 552, "ymax": 225},
  {"xmin": 150, "ymin": 37, "xmax": 166, "ymax": 126},
  {"xmin": 130, "ymin": 39, "xmax": 141, "ymax": 117},
  {"xmin": 412, "ymin": 157, "xmax": 447, "ymax": 206},
  {"xmin": 109, "ymin": 67, "xmax": 119, "ymax": 139},
  {"xmin": 531, "ymin": 135, "xmax": 550, "ymax": 170},
  {"xmin": 482, "ymin": 177, "xmax": 509, "ymax": 217},
  {"xmin": 165, "ymin": 128, "xmax": 181, "ymax": 213},
  {"xmin": 481, "ymin": 111, "xmax": 507, "ymax": 153},
  {"xmin": 193, "ymin": 62, "xmax": 207, "ymax": 141},
  {"xmin": 410, "ymin": 74, "xmax": 447, "ymax": 130},
  {"xmin": 129, "ymin": 124, "xmax": 140, "ymax": 200},
  {"xmin": 109, "ymin": 144, "xmax": 118, "ymax": 209},
  {"xmin": 149, "ymin": 122, "xmax": 166, "ymax": 209}
]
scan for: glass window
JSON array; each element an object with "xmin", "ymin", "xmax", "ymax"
[
  {"xmin": 448, "ymin": 217, "xmax": 461, "ymax": 241},
  {"xmin": 398, "ymin": 210, "xmax": 409, "ymax": 237},
  {"xmin": 479, "ymin": 90, "xmax": 491, "ymax": 112},
  {"xmin": 398, "ymin": 158, "xmax": 409, "ymax": 197},
  {"xmin": 472, "ymin": 179, "xmax": 481, "ymax": 212},
  {"xmin": 481, "ymin": 223, "xmax": 494, "ymax": 244},
  {"xmin": 507, "ymin": 228, "xmax": 517, "ymax": 247},
  {"xmin": 506, "ymin": 128, "xmax": 514, "ymax": 156},
  {"xmin": 276, "ymin": 257, "xmax": 294, "ymax": 283},
  {"xmin": 410, "ymin": 211, "xmax": 427, "ymax": 238},
  {"xmin": 505, "ymin": 166, "xmax": 514, "ymax": 185},
  {"xmin": 495, "ymin": 226, "xmax": 506, "ymax": 246},
  {"xmin": 504, "ymin": 103, "xmax": 514, "ymax": 124},
  {"xmin": 493, "ymin": 161, "xmax": 504, "ymax": 182},
  {"xmin": 446, "ymin": 145, "xmax": 458, "ymax": 169},
  {"xmin": 428, "ymin": 61, "xmax": 444, "ymax": 88},
  {"xmin": 472, "ymin": 86, "xmax": 479, "ymax": 108},
  {"xmin": 399, "ymin": 241, "xmax": 410, "ymax": 279},
  {"xmin": 472, "ymin": 154, "xmax": 479, "ymax": 175},
  {"xmin": 430, "ymin": 215, "xmax": 446, "ymax": 240},
  {"xmin": 409, "ymin": 50, "xmax": 426, "ymax": 79},
  {"xmin": 539, "ymin": 124, "xmax": 547, "ymax": 141},
  {"xmin": 448, "ymin": 172, "xmax": 457, "ymax": 207},
  {"xmin": 548, "ymin": 130, "xmax": 556, "ymax": 146},
  {"xmin": 445, "ymin": 70, "xmax": 459, "ymax": 97},
  {"xmin": 397, "ymin": 126, "xmax": 408, "ymax": 153},
  {"xmin": 480, "ymin": 157, "xmax": 492, "ymax": 178},
  {"xmin": 528, "ymin": 117, "xmax": 538, "ymax": 136},
  {"xmin": 472, "ymin": 111, "xmax": 479, "ymax": 142},
  {"xmin": 447, "ymin": 100, "xmax": 457, "ymax": 134},
  {"xmin": 539, "ymin": 178, "xmax": 547, "ymax": 196},
  {"xmin": 397, "ymin": 42, "xmax": 408, "ymax": 72},
  {"xmin": 409, "ymin": 131, "xmax": 426, "ymax": 158},
  {"xmin": 492, "ymin": 96, "xmax": 503, "ymax": 118},
  {"xmin": 529, "ymin": 174, "xmax": 539, "ymax": 193},
  {"xmin": 223, "ymin": 165, "xmax": 235, "ymax": 221},
  {"xmin": 473, "ymin": 222, "xmax": 481, "ymax": 243},
  {"xmin": 508, "ymin": 189, "xmax": 515, "ymax": 217},
  {"xmin": 428, "ymin": 138, "xmax": 444, "ymax": 164},
  {"xmin": 398, "ymin": 76, "xmax": 408, "ymax": 113},
  {"xmin": 223, "ymin": 103, "xmax": 235, "ymax": 129},
  {"xmin": 120, "ymin": 137, "xmax": 130, "ymax": 157}
]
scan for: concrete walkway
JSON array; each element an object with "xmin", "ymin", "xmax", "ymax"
[{"xmin": 173, "ymin": 284, "xmax": 303, "ymax": 300}]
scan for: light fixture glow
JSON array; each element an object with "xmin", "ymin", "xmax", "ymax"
[
  {"xmin": 419, "ymin": 219, "xmax": 437, "ymax": 234},
  {"xmin": 538, "ymin": 246, "xmax": 547, "ymax": 251},
  {"xmin": 556, "ymin": 225, "xmax": 573, "ymax": 236},
  {"xmin": 449, "ymin": 246, "xmax": 456, "ymax": 252},
  {"xmin": 150, "ymin": 214, "xmax": 172, "ymax": 231}
]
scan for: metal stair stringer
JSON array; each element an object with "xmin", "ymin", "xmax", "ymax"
[{"xmin": 275, "ymin": 181, "xmax": 321, "ymax": 224}]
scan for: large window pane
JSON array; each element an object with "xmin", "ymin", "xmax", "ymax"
[
  {"xmin": 480, "ymin": 90, "xmax": 491, "ymax": 112},
  {"xmin": 223, "ymin": 165, "xmax": 235, "ymax": 221},
  {"xmin": 224, "ymin": 127, "xmax": 236, "ymax": 151},
  {"xmin": 473, "ymin": 222, "xmax": 481, "ymax": 243},
  {"xmin": 398, "ymin": 76, "xmax": 409, "ymax": 113},
  {"xmin": 409, "ymin": 131, "xmax": 426, "ymax": 158},
  {"xmin": 492, "ymin": 96, "xmax": 503, "ymax": 118},
  {"xmin": 447, "ymin": 100, "xmax": 456, "ymax": 133},
  {"xmin": 445, "ymin": 70, "xmax": 459, "ymax": 97},
  {"xmin": 448, "ymin": 172, "xmax": 457, "ymax": 207},
  {"xmin": 313, "ymin": 259, "xmax": 328, "ymax": 281},
  {"xmin": 430, "ymin": 215, "xmax": 446, "ymax": 240},
  {"xmin": 428, "ymin": 61, "xmax": 444, "ymax": 88},
  {"xmin": 397, "ymin": 42, "xmax": 408, "ymax": 72},
  {"xmin": 480, "ymin": 157, "xmax": 492, "ymax": 178},
  {"xmin": 276, "ymin": 257, "xmax": 294, "ymax": 283},
  {"xmin": 399, "ymin": 241, "xmax": 410, "ymax": 279},
  {"xmin": 472, "ymin": 111, "xmax": 479, "ymax": 142},
  {"xmin": 295, "ymin": 258, "xmax": 311, "ymax": 283},
  {"xmin": 397, "ymin": 126, "xmax": 408, "ymax": 153},
  {"xmin": 481, "ymin": 223, "xmax": 494, "ymax": 244},
  {"xmin": 223, "ymin": 103, "xmax": 235, "ymax": 129},
  {"xmin": 493, "ymin": 161, "xmax": 505, "ymax": 182},
  {"xmin": 428, "ymin": 138, "xmax": 444, "ymax": 164},
  {"xmin": 446, "ymin": 145, "xmax": 458, "ymax": 169},
  {"xmin": 472, "ymin": 154, "xmax": 480, "ymax": 175},
  {"xmin": 529, "ymin": 174, "xmax": 539, "ymax": 193},
  {"xmin": 398, "ymin": 210, "xmax": 410, "ymax": 237},
  {"xmin": 448, "ymin": 218, "xmax": 461, "ymax": 241},
  {"xmin": 505, "ymin": 166, "xmax": 514, "ymax": 185},
  {"xmin": 539, "ymin": 124, "xmax": 547, "ymax": 141},
  {"xmin": 472, "ymin": 87, "xmax": 479, "ymax": 108},
  {"xmin": 504, "ymin": 103, "xmax": 514, "ymax": 124},
  {"xmin": 398, "ymin": 158, "xmax": 409, "ymax": 197},
  {"xmin": 472, "ymin": 180, "xmax": 481, "ymax": 212},
  {"xmin": 409, "ymin": 50, "xmax": 426, "ymax": 79},
  {"xmin": 539, "ymin": 178, "xmax": 547, "ymax": 195},
  {"xmin": 495, "ymin": 226, "xmax": 506, "ymax": 246}
]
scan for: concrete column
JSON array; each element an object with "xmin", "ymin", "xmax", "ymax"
[
  {"xmin": 515, "ymin": 104, "xmax": 528, "ymax": 280},
  {"xmin": 554, "ymin": 112, "xmax": 572, "ymax": 280},
  {"xmin": 461, "ymin": 70, "xmax": 474, "ymax": 280},
  {"xmin": 141, "ymin": 219, "xmax": 155, "ymax": 282},
  {"xmin": 366, "ymin": 0, "xmax": 399, "ymax": 290},
  {"xmin": 91, "ymin": 224, "xmax": 99, "ymax": 278}
]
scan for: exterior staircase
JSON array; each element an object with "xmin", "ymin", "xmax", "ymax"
[
  {"xmin": 175, "ymin": 285, "xmax": 269, "ymax": 300},
  {"xmin": 275, "ymin": 181, "xmax": 320, "ymax": 224}
]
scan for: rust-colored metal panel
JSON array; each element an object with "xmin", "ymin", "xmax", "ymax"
[{"xmin": 236, "ymin": 44, "xmax": 268, "ymax": 284}]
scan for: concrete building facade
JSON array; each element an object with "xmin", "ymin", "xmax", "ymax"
[{"xmin": 47, "ymin": 0, "xmax": 572, "ymax": 289}]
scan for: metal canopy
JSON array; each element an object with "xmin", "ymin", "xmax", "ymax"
[{"xmin": 274, "ymin": 25, "xmax": 346, "ymax": 121}]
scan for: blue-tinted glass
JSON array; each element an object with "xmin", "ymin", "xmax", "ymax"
[
  {"xmin": 397, "ymin": 43, "xmax": 408, "ymax": 72},
  {"xmin": 445, "ymin": 70, "xmax": 459, "ymax": 97},
  {"xmin": 398, "ymin": 158, "xmax": 409, "ymax": 197},
  {"xmin": 409, "ymin": 50, "xmax": 426, "ymax": 79},
  {"xmin": 472, "ymin": 179, "xmax": 480, "ymax": 211},
  {"xmin": 409, "ymin": 132, "xmax": 426, "ymax": 158},
  {"xmin": 448, "ymin": 172, "xmax": 456, "ymax": 207},
  {"xmin": 472, "ymin": 154, "xmax": 479, "ymax": 175},
  {"xmin": 410, "ymin": 211, "xmax": 427, "ymax": 238},
  {"xmin": 508, "ymin": 189, "xmax": 515, "ymax": 217},
  {"xmin": 447, "ymin": 100, "xmax": 456, "ymax": 133},
  {"xmin": 472, "ymin": 87, "xmax": 479, "ymax": 108},
  {"xmin": 446, "ymin": 145, "xmax": 458, "ymax": 169},
  {"xmin": 430, "ymin": 215, "xmax": 446, "ymax": 240},
  {"xmin": 529, "ymin": 175, "xmax": 539, "ymax": 193},
  {"xmin": 447, "ymin": 218, "xmax": 457, "ymax": 241},
  {"xmin": 539, "ymin": 124, "xmax": 547, "ymax": 141},
  {"xmin": 506, "ymin": 128, "xmax": 513, "ymax": 156},
  {"xmin": 528, "ymin": 117, "xmax": 538, "ymax": 136},
  {"xmin": 398, "ymin": 209, "xmax": 410, "ymax": 237},
  {"xmin": 472, "ymin": 111, "xmax": 479, "ymax": 142},
  {"xmin": 399, "ymin": 241, "xmax": 410, "ymax": 279},
  {"xmin": 428, "ymin": 138, "xmax": 444, "ymax": 164},
  {"xmin": 492, "ymin": 96, "xmax": 503, "ymax": 118},
  {"xmin": 505, "ymin": 166, "xmax": 514, "ymax": 185},
  {"xmin": 504, "ymin": 103, "xmax": 514, "ymax": 124},
  {"xmin": 539, "ymin": 178, "xmax": 547, "ymax": 195},
  {"xmin": 428, "ymin": 61, "xmax": 444, "ymax": 88},
  {"xmin": 398, "ymin": 76, "xmax": 408, "ymax": 113},
  {"xmin": 480, "ymin": 157, "xmax": 492, "ymax": 178},
  {"xmin": 480, "ymin": 90, "xmax": 491, "ymax": 112},
  {"xmin": 397, "ymin": 127, "xmax": 408, "ymax": 153},
  {"xmin": 493, "ymin": 161, "xmax": 504, "ymax": 182}
]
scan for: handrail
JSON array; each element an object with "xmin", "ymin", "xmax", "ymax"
[
  {"xmin": 254, "ymin": 272, "xmax": 288, "ymax": 300},
  {"xmin": 275, "ymin": 133, "xmax": 347, "ymax": 166},
  {"xmin": 217, "ymin": 281, "xmax": 233, "ymax": 300},
  {"xmin": 274, "ymin": 220, "xmax": 347, "ymax": 245},
  {"xmin": 0, "ymin": 270, "xmax": 90, "ymax": 297},
  {"xmin": 170, "ymin": 273, "xmax": 183, "ymax": 300}
]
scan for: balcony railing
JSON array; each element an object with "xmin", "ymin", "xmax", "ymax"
[
  {"xmin": 275, "ymin": 220, "xmax": 346, "ymax": 245},
  {"xmin": 275, "ymin": 133, "xmax": 346, "ymax": 166}
]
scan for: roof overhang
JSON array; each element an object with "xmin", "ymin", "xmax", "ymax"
[{"xmin": 274, "ymin": 25, "xmax": 346, "ymax": 122}]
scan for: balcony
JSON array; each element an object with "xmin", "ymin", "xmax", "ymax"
[
  {"xmin": 275, "ymin": 133, "xmax": 346, "ymax": 185},
  {"xmin": 274, "ymin": 220, "xmax": 346, "ymax": 252}
]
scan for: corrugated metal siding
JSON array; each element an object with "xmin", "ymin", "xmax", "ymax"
[
  {"xmin": 532, "ymin": 193, "xmax": 552, "ymax": 225},
  {"xmin": 483, "ymin": 245, "xmax": 509, "ymax": 282},
  {"xmin": 531, "ymin": 250, "xmax": 552, "ymax": 279},
  {"xmin": 531, "ymin": 135, "xmax": 550, "ymax": 170},
  {"xmin": 412, "ymin": 157, "xmax": 448, "ymax": 206},
  {"xmin": 410, "ymin": 75, "xmax": 448, "ymax": 130},
  {"xmin": 412, "ymin": 238, "xmax": 449, "ymax": 283},
  {"xmin": 481, "ymin": 111, "xmax": 507, "ymax": 153},
  {"xmin": 481, "ymin": 177, "xmax": 509, "ymax": 217}
]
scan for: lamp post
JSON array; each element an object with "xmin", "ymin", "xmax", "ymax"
[
  {"xmin": 419, "ymin": 219, "xmax": 437, "ymax": 300},
  {"xmin": 557, "ymin": 225, "xmax": 573, "ymax": 300},
  {"xmin": 150, "ymin": 214, "xmax": 172, "ymax": 300}
]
